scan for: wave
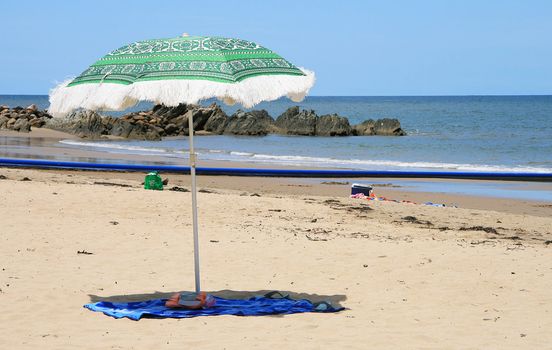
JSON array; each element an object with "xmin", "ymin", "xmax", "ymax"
[
  {"xmin": 59, "ymin": 140, "xmax": 169, "ymax": 154},
  {"xmin": 245, "ymin": 154, "xmax": 552, "ymax": 173},
  {"xmin": 230, "ymin": 151, "xmax": 255, "ymax": 156},
  {"xmin": 58, "ymin": 139, "xmax": 552, "ymax": 174}
]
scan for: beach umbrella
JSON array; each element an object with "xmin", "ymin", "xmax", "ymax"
[{"xmin": 48, "ymin": 34, "xmax": 315, "ymax": 293}]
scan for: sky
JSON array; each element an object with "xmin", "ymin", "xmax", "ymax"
[{"xmin": 0, "ymin": 0, "xmax": 551, "ymax": 96}]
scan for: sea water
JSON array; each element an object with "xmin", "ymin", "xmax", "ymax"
[{"xmin": 1, "ymin": 95, "xmax": 551, "ymax": 173}]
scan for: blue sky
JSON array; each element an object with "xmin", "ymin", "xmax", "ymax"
[{"xmin": 1, "ymin": 0, "xmax": 551, "ymax": 96}]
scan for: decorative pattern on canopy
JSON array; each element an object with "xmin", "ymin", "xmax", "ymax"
[{"xmin": 68, "ymin": 36, "xmax": 305, "ymax": 86}]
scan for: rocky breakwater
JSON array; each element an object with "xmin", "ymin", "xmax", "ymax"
[
  {"xmin": 44, "ymin": 103, "xmax": 230, "ymax": 140},
  {"xmin": 273, "ymin": 106, "xmax": 354, "ymax": 136},
  {"xmin": 0, "ymin": 103, "xmax": 406, "ymax": 138},
  {"xmin": 274, "ymin": 106, "xmax": 405, "ymax": 136},
  {"xmin": 0, "ymin": 104, "xmax": 52, "ymax": 132}
]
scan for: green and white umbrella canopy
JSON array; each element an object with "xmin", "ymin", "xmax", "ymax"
[{"xmin": 48, "ymin": 35, "xmax": 315, "ymax": 116}]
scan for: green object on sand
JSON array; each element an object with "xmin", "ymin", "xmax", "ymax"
[{"xmin": 144, "ymin": 171, "xmax": 163, "ymax": 191}]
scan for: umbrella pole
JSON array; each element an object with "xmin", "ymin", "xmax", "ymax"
[{"xmin": 187, "ymin": 113, "xmax": 201, "ymax": 293}]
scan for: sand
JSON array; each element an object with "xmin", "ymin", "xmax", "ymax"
[{"xmin": 0, "ymin": 167, "xmax": 551, "ymax": 349}]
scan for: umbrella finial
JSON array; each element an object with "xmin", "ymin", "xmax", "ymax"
[{"xmin": 182, "ymin": 33, "xmax": 190, "ymax": 37}]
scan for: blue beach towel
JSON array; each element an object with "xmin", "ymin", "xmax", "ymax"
[{"xmin": 85, "ymin": 295, "xmax": 343, "ymax": 320}]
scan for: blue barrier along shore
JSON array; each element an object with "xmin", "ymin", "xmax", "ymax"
[{"xmin": 1, "ymin": 157, "xmax": 552, "ymax": 182}]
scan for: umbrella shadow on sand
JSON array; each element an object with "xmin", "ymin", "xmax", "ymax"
[{"xmin": 88, "ymin": 290, "xmax": 347, "ymax": 308}]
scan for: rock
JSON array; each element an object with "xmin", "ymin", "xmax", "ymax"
[
  {"xmin": 373, "ymin": 118, "xmax": 406, "ymax": 136},
  {"xmin": 191, "ymin": 107, "xmax": 219, "ymax": 131},
  {"xmin": 13, "ymin": 118, "xmax": 30, "ymax": 132},
  {"xmin": 276, "ymin": 107, "xmax": 317, "ymax": 135},
  {"xmin": 152, "ymin": 103, "xmax": 188, "ymax": 121},
  {"xmin": 29, "ymin": 118, "xmax": 45, "ymax": 128},
  {"xmin": 353, "ymin": 119, "xmax": 376, "ymax": 136},
  {"xmin": 143, "ymin": 129, "xmax": 161, "ymax": 140},
  {"xmin": 7, "ymin": 118, "xmax": 17, "ymax": 129},
  {"xmin": 148, "ymin": 117, "xmax": 161, "ymax": 125},
  {"xmin": 46, "ymin": 110, "xmax": 114, "ymax": 138},
  {"xmin": 101, "ymin": 116, "xmax": 116, "ymax": 128},
  {"xmin": 66, "ymin": 110, "xmax": 107, "ymax": 138},
  {"xmin": 353, "ymin": 118, "xmax": 406, "ymax": 136},
  {"xmin": 170, "ymin": 114, "xmax": 188, "ymax": 133},
  {"xmin": 45, "ymin": 111, "xmax": 75, "ymax": 129},
  {"xmin": 0, "ymin": 115, "xmax": 8, "ymax": 128},
  {"xmin": 110, "ymin": 120, "xmax": 133, "ymax": 138},
  {"xmin": 110, "ymin": 119, "xmax": 160, "ymax": 140},
  {"xmin": 152, "ymin": 104, "xmax": 165, "ymax": 114},
  {"xmin": 179, "ymin": 110, "xmax": 201, "ymax": 132},
  {"xmin": 151, "ymin": 125, "xmax": 165, "ymax": 136},
  {"xmin": 120, "ymin": 114, "xmax": 133, "ymax": 122},
  {"xmin": 162, "ymin": 107, "xmax": 221, "ymax": 136},
  {"xmin": 26, "ymin": 104, "xmax": 38, "ymax": 112},
  {"xmin": 316, "ymin": 114, "xmax": 352, "ymax": 136},
  {"xmin": 224, "ymin": 110, "xmax": 277, "ymax": 136},
  {"xmin": 14, "ymin": 111, "xmax": 29, "ymax": 120},
  {"xmin": 203, "ymin": 106, "xmax": 229, "ymax": 134},
  {"xmin": 164, "ymin": 123, "xmax": 178, "ymax": 134}
]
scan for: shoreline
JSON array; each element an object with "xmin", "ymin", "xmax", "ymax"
[{"xmin": 3, "ymin": 128, "xmax": 552, "ymax": 174}]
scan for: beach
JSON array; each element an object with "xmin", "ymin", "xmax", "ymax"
[
  {"xmin": 1, "ymin": 106, "xmax": 552, "ymax": 350},
  {"xmin": 1, "ymin": 160, "xmax": 551, "ymax": 348},
  {"xmin": 3, "ymin": 1, "xmax": 552, "ymax": 348}
]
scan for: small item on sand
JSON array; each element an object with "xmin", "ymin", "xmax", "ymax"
[
  {"xmin": 351, "ymin": 183, "xmax": 372, "ymax": 196},
  {"xmin": 94, "ymin": 181, "xmax": 132, "ymax": 188},
  {"xmin": 169, "ymin": 186, "xmax": 189, "ymax": 192},
  {"xmin": 424, "ymin": 202, "xmax": 445, "ymax": 207},
  {"xmin": 351, "ymin": 189, "xmax": 456, "ymax": 208},
  {"xmin": 144, "ymin": 171, "xmax": 164, "ymax": 191},
  {"xmin": 77, "ymin": 250, "xmax": 93, "ymax": 255},
  {"xmin": 165, "ymin": 292, "xmax": 216, "ymax": 309}
]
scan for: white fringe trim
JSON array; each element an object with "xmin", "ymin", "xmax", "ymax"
[{"xmin": 48, "ymin": 68, "xmax": 315, "ymax": 117}]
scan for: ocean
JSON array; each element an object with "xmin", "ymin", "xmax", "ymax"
[{"xmin": 1, "ymin": 95, "xmax": 552, "ymax": 173}]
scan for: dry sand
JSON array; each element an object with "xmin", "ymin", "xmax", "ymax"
[{"xmin": 0, "ymin": 167, "xmax": 551, "ymax": 349}]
